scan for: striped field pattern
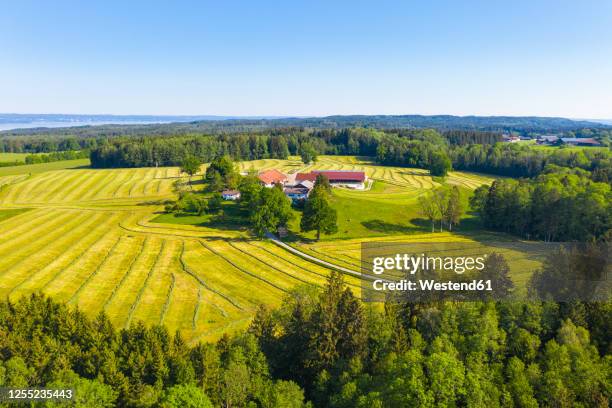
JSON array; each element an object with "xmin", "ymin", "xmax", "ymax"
[{"xmin": 0, "ymin": 157, "xmax": 496, "ymax": 342}]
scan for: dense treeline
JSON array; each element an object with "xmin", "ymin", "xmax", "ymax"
[
  {"xmin": 3, "ymin": 125, "xmax": 610, "ymax": 181},
  {"xmin": 24, "ymin": 150, "xmax": 89, "ymax": 164},
  {"xmin": 2, "ymin": 259, "xmax": 610, "ymax": 407},
  {"xmin": 443, "ymin": 129, "xmax": 502, "ymax": 145},
  {"xmin": 87, "ymin": 128, "xmax": 387, "ymax": 168},
  {"xmin": 451, "ymin": 143, "xmax": 612, "ymax": 178},
  {"xmin": 90, "ymin": 134, "xmax": 293, "ymax": 168},
  {"xmin": 86, "ymin": 128, "xmax": 444, "ymax": 168},
  {"xmin": 4, "ymin": 125, "xmax": 610, "ymax": 182},
  {"xmin": 90, "ymin": 129, "xmax": 611, "ymax": 181},
  {"xmin": 0, "ymin": 137, "xmax": 99, "ymax": 153},
  {"xmin": 0, "ymin": 150, "xmax": 89, "ymax": 168},
  {"xmin": 470, "ymin": 170, "xmax": 612, "ymax": 241},
  {"xmin": 375, "ymin": 136, "xmax": 612, "ymax": 178}
]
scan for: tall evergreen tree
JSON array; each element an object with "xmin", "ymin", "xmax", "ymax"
[{"xmin": 300, "ymin": 186, "xmax": 338, "ymax": 240}]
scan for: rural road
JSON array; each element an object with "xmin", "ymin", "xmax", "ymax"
[{"xmin": 265, "ymin": 233, "xmax": 379, "ymax": 282}]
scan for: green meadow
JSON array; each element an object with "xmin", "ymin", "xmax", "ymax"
[{"xmin": 0, "ymin": 152, "xmax": 30, "ymax": 162}]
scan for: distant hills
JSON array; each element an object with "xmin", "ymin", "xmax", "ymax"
[{"xmin": 0, "ymin": 114, "xmax": 610, "ymax": 136}]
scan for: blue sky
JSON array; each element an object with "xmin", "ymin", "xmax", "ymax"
[{"xmin": 1, "ymin": 0, "xmax": 611, "ymax": 118}]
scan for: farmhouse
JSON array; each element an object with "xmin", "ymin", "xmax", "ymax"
[
  {"xmin": 536, "ymin": 135, "xmax": 561, "ymax": 145},
  {"xmin": 537, "ymin": 136, "xmax": 601, "ymax": 146},
  {"xmin": 284, "ymin": 187, "xmax": 311, "ymax": 202},
  {"xmin": 560, "ymin": 137, "xmax": 601, "ymax": 146},
  {"xmin": 258, "ymin": 169, "xmax": 288, "ymax": 187},
  {"xmin": 221, "ymin": 190, "xmax": 241, "ymax": 200},
  {"xmin": 502, "ymin": 135, "xmax": 521, "ymax": 143},
  {"xmin": 296, "ymin": 170, "xmax": 367, "ymax": 189}
]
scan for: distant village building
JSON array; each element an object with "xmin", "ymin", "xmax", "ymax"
[
  {"xmin": 560, "ymin": 137, "xmax": 601, "ymax": 146},
  {"xmin": 254, "ymin": 169, "xmax": 368, "ymax": 203},
  {"xmin": 502, "ymin": 135, "xmax": 521, "ymax": 143},
  {"xmin": 257, "ymin": 169, "xmax": 288, "ymax": 187},
  {"xmin": 296, "ymin": 170, "xmax": 367, "ymax": 189},
  {"xmin": 537, "ymin": 136, "xmax": 601, "ymax": 146},
  {"xmin": 296, "ymin": 180, "xmax": 314, "ymax": 190},
  {"xmin": 281, "ymin": 179, "xmax": 315, "ymax": 203},
  {"xmin": 537, "ymin": 135, "xmax": 561, "ymax": 144},
  {"xmin": 221, "ymin": 190, "xmax": 241, "ymax": 200}
]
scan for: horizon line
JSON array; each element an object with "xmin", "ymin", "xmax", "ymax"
[{"xmin": 1, "ymin": 112, "xmax": 610, "ymax": 121}]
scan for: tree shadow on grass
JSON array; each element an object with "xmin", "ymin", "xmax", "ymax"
[
  {"xmin": 186, "ymin": 178, "xmax": 206, "ymax": 185},
  {"xmin": 361, "ymin": 219, "xmax": 427, "ymax": 234},
  {"xmin": 198, "ymin": 215, "xmax": 249, "ymax": 231}
]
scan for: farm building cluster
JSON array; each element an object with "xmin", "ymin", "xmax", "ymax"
[
  {"xmin": 222, "ymin": 169, "xmax": 367, "ymax": 202},
  {"xmin": 535, "ymin": 136, "xmax": 601, "ymax": 146},
  {"xmin": 501, "ymin": 134, "xmax": 602, "ymax": 146}
]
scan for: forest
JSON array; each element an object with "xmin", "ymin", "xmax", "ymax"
[
  {"xmin": 470, "ymin": 170, "xmax": 611, "ymax": 241},
  {"xmin": 1, "ymin": 247, "xmax": 609, "ymax": 407}
]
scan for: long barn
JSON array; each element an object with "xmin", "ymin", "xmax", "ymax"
[{"xmin": 296, "ymin": 170, "xmax": 367, "ymax": 189}]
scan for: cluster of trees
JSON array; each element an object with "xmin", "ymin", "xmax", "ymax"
[
  {"xmin": 300, "ymin": 144, "xmax": 318, "ymax": 164},
  {"xmin": 164, "ymin": 155, "xmax": 235, "ymax": 216},
  {"xmin": 204, "ymin": 155, "xmax": 240, "ymax": 192},
  {"xmin": 374, "ymin": 131, "xmax": 453, "ymax": 177},
  {"xmin": 470, "ymin": 171, "xmax": 611, "ymax": 241},
  {"xmin": 238, "ymin": 178, "xmax": 293, "ymax": 237},
  {"xmin": 165, "ymin": 191, "xmax": 222, "ymax": 216},
  {"xmin": 418, "ymin": 185, "xmax": 465, "ymax": 232},
  {"xmin": 0, "ymin": 294, "xmax": 307, "ymax": 407},
  {"xmin": 23, "ymin": 150, "xmax": 89, "ymax": 164}
]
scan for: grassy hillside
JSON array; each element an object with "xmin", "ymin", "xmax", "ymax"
[
  {"xmin": 0, "ymin": 152, "xmax": 29, "ymax": 162},
  {"xmin": 0, "ymin": 158, "xmax": 90, "ymax": 176}
]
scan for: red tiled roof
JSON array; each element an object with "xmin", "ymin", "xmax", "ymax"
[
  {"xmin": 258, "ymin": 169, "xmax": 287, "ymax": 184},
  {"xmin": 296, "ymin": 171, "xmax": 366, "ymax": 182},
  {"xmin": 295, "ymin": 172, "xmax": 317, "ymax": 182}
]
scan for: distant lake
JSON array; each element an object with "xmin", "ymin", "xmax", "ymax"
[
  {"xmin": 0, "ymin": 114, "xmax": 285, "ymax": 132},
  {"xmin": 0, "ymin": 120, "xmax": 170, "ymax": 131}
]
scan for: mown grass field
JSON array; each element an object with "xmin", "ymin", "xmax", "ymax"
[
  {"xmin": 0, "ymin": 156, "xmax": 544, "ymax": 342},
  {"xmin": 0, "ymin": 158, "xmax": 90, "ymax": 176},
  {"xmin": 0, "ymin": 159, "xmax": 360, "ymax": 342},
  {"xmin": 0, "ymin": 152, "xmax": 30, "ymax": 162}
]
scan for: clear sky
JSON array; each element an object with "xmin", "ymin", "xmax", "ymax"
[{"xmin": 1, "ymin": 0, "xmax": 611, "ymax": 118}]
